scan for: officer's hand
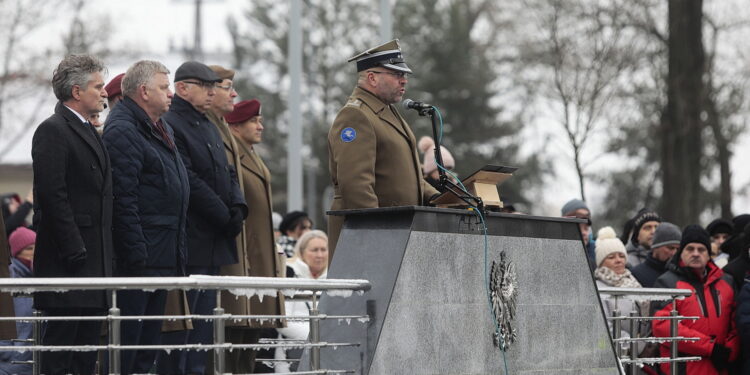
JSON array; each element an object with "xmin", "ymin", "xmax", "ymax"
[
  {"xmin": 711, "ymin": 343, "xmax": 731, "ymax": 371},
  {"xmin": 225, "ymin": 206, "xmax": 244, "ymax": 237}
]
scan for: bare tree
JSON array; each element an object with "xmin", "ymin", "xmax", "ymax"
[{"xmin": 515, "ymin": 0, "xmax": 642, "ymax": 201}]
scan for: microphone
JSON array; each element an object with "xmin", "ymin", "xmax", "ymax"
[{"xmin": 402, "ymin": 99, "xmax": 433, "ymax": 111}]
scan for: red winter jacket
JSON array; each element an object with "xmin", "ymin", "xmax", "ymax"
[{"xmin": 651, "ymin": 260, "xmax": 739, "ymax": 375}]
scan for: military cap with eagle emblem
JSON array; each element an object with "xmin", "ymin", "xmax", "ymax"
[{"xmin": 348, "ymin": 39, "xmax": 413, "ymax": 74}]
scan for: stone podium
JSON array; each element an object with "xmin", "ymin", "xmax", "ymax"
[{"xmin": 301, "ymin": 206, "xmax": 619, "ymax": 374}]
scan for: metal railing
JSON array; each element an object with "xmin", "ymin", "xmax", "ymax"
[
  {"xmin": 597, "ymin": 287, "xmax": 701, "ymax": 375},
  {"xmin": 0, "ymin": 275, "xmax": 371, "ymax": 375}
]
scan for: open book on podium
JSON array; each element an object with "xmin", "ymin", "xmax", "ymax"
[{"xmin": 430, "ymin": 164, "xmax": 518, "ymax": 209}]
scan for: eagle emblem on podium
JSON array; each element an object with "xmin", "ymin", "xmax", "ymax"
[{"xmin": 490, "ymin": 251, "xmax": 518, "ymax": 351}]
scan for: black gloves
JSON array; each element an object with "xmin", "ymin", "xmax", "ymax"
[
  {"xmin": 710, "ymin": 343, "xmax": 731, "ymax": 371},
  {"xmin": 225, "ymin": 206, "xmax": 245, "ymax": 238}
]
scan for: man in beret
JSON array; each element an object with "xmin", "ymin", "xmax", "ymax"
[
  {"xmin": 225, "ymin": 99, "xmax": 286, "ymax": 372},
  {"xmin": 652, "ymin": 225, "xmax": 739, "ymax": 374},
  {"xmin": 327, "ymin": 39, "xmax": 439, "ymax": 258},
  {"xmin": 160, "ymin": 61, "xmax": 247, "ymax": 374},
  {"xmin": 105, "ymin": 72, "xmax": 125, "ymax": 110}
]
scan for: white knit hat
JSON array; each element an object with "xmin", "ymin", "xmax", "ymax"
[{"xmin": 595, "ymin": 226, "xmax": 627, "ymax": 266}]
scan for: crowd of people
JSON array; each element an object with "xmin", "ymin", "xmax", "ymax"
[
  {"xmin": 0, "ymin": 51, "xmax": 335, "ymax": 375},
  {"xmin": 565, "ymin": 198, "xmax": 750, "ymax": 374}
]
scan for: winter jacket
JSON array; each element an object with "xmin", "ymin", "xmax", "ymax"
[
  {"xmin": 736, "ymin": 276, "xmax": 750, "ymax": 375},
  {"xmin": 0, "ymin": 258, "xmax": 33, "ymax": 375},
  {"xmin": 652, "ymin": 260, "xmax": 739, "ymax": 375},
  {"xmin": 102, "ymin": 96, "xmax": 189, "ymax": 275},
  {"xmin": 632, "ymin": 253, "xmax": 670, "ymax": 288},
  {"xmin": 627, "ymin": 241, "xmax": 650, "ymax": 268},
  {"xmin": 163, "ymin": 95, "xmax": 246, "ymax": 267}
]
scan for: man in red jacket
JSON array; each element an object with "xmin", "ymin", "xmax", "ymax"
[{"xmin": 652, "ymin": 224, "xmax": 739, "ymax": 374}]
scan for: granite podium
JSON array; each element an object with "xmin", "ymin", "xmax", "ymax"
[{"xmin": 301, "ymin": 206, "xmax": 620, "ymax": 374}]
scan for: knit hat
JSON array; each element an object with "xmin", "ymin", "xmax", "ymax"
[
  {"xmin": 706, "ymin": 218, "xmax": 733, "ymax": 236},
  {"xmin": 679, "ymin": 224, "xmax": 711, "ymax": 252},
  {"xmin": 595, "ymin": 226, "xmax": 626, "ymax": 266},
  {"xmin": 9, "ymin": 227, "xmax": 35, "ymax": 258},
  {"xmin": 651, "ymin": 222, "xmax": 681, "ymax": 249},
  {"xmin": 418, "ymin": 136, "xmax": 455, "ymax": 175},
  {"xmin": 630, "ymin": 208, "xmax": 661, "ymax": 244},
  {"xmin": 732, "ymin": 214, "xmax": 750, "ymax": 235},
  {"xmin": 561, "ymin": 199, "xmax": 589, "ymax": 217}
]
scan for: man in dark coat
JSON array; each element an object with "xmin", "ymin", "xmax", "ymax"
[
  {"xmin": 160, "ymin": 61, "xmax": 247, "ymax": 374},
  {"xmin": 31, "ymin": 54, "xmax": 113, "ymax": 375},
  {"xmin": 102, "ymin": 60, "xmax": 190, "ymax": 374},
  {"xmin": 632, "ymin": 222, "xmax": 681, "ymax": 288}
]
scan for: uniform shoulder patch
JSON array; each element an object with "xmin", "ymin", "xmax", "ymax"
[{"xmin": 341, "ymin": 127, "xmax": 357, "ymax": 142}]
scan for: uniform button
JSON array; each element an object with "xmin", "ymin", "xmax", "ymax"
[
  {"xmin": 207, "ymin": 143, "xmax": 212, "ymax": 148},
  {"xmin": 224, "ymin": 166, "xmax": 228, "ymax": 171}
]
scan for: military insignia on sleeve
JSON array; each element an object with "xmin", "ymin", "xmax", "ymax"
[{"xmin": 341, "ymin": 127, "xmax": 357, "ymax": 142}]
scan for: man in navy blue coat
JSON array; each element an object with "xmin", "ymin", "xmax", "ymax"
[
  {"xmin": 160, "ymin": 61, "xmax": 247, "ymax": 374},
  {"xmin": 102, "ymin": 60, "xmax": 190, "ymax": 374}
]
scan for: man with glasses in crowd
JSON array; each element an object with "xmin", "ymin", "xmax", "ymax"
[
  {"xmin": 159, "ymin": 61, "xmax": 247, "ymax": 374},
  {"xmin": 327, "ymin": 39, "xmax": 439, "ymax": 259}
]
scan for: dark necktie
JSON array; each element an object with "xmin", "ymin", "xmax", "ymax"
[{"xmin": 154, "ymin": 120, "xmax": 175, "ymax": 150}]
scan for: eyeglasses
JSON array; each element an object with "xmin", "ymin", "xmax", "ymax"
[
  {"xmin": 216, "ymin": 84, "xmax": 234, "ymax": 91},
  {"xmin": 182, "ymin": 80, "xmax": 216, "ymax": 90},
  {"xmin": 368, "ymin": 70, "xmax": 408, "ymax": 79}
]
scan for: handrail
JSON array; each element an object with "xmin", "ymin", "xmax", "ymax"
[
  {"xmin": 0, "ymin": 275, "xmax": 371, "ymax": 293},
  {"xmin": 597, "ymin": 287, "xmax": 693, "ymax": 298},
  {"xmin": 0, "ymin": 275, "xmax": 371, "ymax": 375}
]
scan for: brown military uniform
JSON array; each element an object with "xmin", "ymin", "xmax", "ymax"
[{"xmin": 327, "ymin": 86, "xmax": 439, "ymax": 257}]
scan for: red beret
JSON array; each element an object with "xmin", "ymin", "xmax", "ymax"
[
  {"xmin": 105, "ymin": 73, "xmax": 125, "ymax": 98},
  {"xmin": 225, "ymin": 99, "xmax": 261, "ymax": 125}
]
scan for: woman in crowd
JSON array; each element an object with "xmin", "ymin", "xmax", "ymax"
[
  {"xmin": 0, "ymin": 227, "xmax": 35, "ymax": 375},
  {"xmin": 275, "ymin": 230, "xmax": 329, "ymax": 373}
]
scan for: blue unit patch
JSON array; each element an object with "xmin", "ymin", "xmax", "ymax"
[{"xmin": 341, "ymin": 127, "xmax": 357, "ymax": 143}]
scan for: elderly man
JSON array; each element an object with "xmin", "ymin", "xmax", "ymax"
[
  {"xmin": 327, "ymin": 39, "xmax": 439, "ymax": 258},
  {"xmin": 652, "ymin": 225, "xmax": 739, "ymax": 374},
  {"xmin": 31, "ymin": 54, "xmax": 113, "ymax": 375},
  {"xmin": 161, "ymin": 61, "xmax": 247, "ymax": 375},
  {"xmin": 102, "ymin": 60, "xmax": 190, "ymax": 374},
  {"xmin": 225, "ymin": 99, "xmax": 286, "ymax": 372}
]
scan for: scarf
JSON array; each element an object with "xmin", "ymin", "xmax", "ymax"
[{"xmin": 594, "ymin": 266, "xmax": 642, "ymax": 288}]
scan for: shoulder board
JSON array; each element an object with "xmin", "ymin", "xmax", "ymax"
[{"xmin": 345, "ymin": 99, "xmax": 362, "ymax": 108}]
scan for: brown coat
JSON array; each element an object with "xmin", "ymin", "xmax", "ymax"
[
  {"xmin": 216, "ymin": 119, "xmax": 285, "ymax": 328},
  {"xmin": 0, "ymin": 213, "xmax": 16, "ymax": 340},
  {"xmin": 327, "ymin": 86, "xmax": 439, "ymax": 256}
]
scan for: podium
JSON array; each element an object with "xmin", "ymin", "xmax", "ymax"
[{"xmin": 301, "ymin": 206, "xmax": 619, "ymax": 374}]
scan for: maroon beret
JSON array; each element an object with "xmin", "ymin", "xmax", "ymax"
[
  {"xmin": 105, "ymin": 73, "xmax": 125, "ymax": 98},
  {"xmin": 225, "ymin": 99, "xmax": 261, "ymax": 125}
]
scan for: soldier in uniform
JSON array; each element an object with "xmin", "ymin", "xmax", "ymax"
[{"xmin": 327, "ymin": 39, "xmax": 439, "ymax": 258}]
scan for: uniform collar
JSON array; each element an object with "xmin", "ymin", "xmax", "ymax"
[
  {"xmin": 353, "ymin": 86, "xmax": 388, "ymax": 114},
  {"xmin": 170, "ymin": 94, "xmax": 207, "ymax": 123}
]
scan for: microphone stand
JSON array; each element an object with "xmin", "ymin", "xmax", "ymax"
[{"xmin": 416, "ymin": 106, "xmax": 484, "ymax": 212}]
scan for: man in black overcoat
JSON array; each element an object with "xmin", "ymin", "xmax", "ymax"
[
  {"xmin": 31, "ymin": 54, "xmax": 113, "ymax": 375},
  {"xmin": 159, "ymin": 61, "xmax": 246, "ymax": 374}
]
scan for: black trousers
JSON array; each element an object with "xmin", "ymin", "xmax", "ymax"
[{"xmin": 40, "ymin": 307, "xmax": 105, "ymax": 375}]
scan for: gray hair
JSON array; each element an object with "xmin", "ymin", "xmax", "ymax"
[
  {"xmin": 122, "ymin": 60, "xmax": 170, "ymax": 98},
  {"xmin": 52, "ymin": 54, "xmax": 107, "ymax": 101},
  {"xmin": 293, "ymin": 230, "xmax": 328, "ymax": 257}
]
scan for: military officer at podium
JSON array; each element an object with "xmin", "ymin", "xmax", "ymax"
[{"xmin": 327, "ymin": 39, "xmax": 439, "ymax": 258}]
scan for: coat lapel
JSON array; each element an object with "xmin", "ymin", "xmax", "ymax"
[
  {"xmin": 238, "ymin": 140, "xmax": 269, "ymax": 184},
  {"xmin": 354, "ymin": 87, "xmax": 410, "ymax": 140}
]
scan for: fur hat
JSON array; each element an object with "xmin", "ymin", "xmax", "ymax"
[
  {"xmin": 595, "ymin": 226, "xmax": 626, "ymax": 266},
  {"xmin": 651, "ymin": 222, "xmax": 681, "ymax": 249},
  {"xmin": 9, "ymin": 227, "xmax": 35, "ymax": 258},
  {"xmin": 706, "ymin": 218, "xmax": 733, "ymax": 236},
  {"xmin": 418, "ymin": 136, "xmax": 455, "ymax": 175}
]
